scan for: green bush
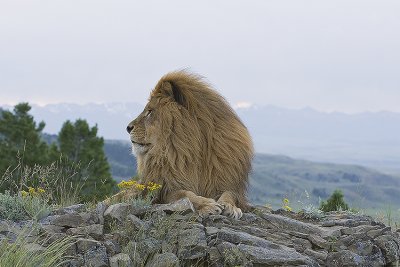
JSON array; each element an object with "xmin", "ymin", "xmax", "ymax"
[
  {"xmin": 0, "ymin": 191, "xmax": 27, "ymax": 221},
  {"xmin": 0, "ymin": 190, "xmax": 51, "ymax": 221},
  {"xmin": 319, "ymin": 189, "xmax": 349, "ymax": 212}
]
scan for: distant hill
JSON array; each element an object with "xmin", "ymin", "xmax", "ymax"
[
  {"xmin": 4, "ymin": 102, "xmax": 398, "ymax": 173},
  {"xmin": 103, "ymin": 140, "xmax": 400, "ymax": 210},
  {"xmin": 103, "ymin": 140, "xmax": 136, "ymax": 180},
  {"xmin": 250, "ymin": 154, "xmax": 400, "ymax": 210}
]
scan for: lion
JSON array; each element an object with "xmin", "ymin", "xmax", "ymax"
[{"xmin": 114, "ymin": 71, "xmax": 253, "ymax": 219}]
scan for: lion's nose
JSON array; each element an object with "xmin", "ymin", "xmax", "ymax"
[{"xmin": 126, "ymin": 124, "xmax": 134, "ymax": 133}]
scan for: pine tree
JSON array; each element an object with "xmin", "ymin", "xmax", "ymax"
[
  {"xmin": 0, "ymin": 103, "xmax": 50, "ymax": 191},
  {"xmin": 56, "ymin": 119, "xmax": 116, "ymax": 201},
  {"xmin": 319, "ymin": 189, "xmax": 349, "ymax": 212}
]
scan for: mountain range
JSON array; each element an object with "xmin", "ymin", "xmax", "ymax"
[{"xmin": 5, "ymin": 102, "xmax": 398, "ymax": 174}]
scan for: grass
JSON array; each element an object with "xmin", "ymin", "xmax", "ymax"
[
  {"xmin": 364, "ymin": 206, "xmax": 400, "ymax": 231},
  {"xmin": 0, "ymin": 156, "xmax": 87, "ymax": 221},
  {"xmin": 0, "ymin": 229, "xmax": 75, "ymax": 267},
  {"xmin": 1, "ymin": 156, "xmax": 83, "ymax": 209},
  {"xmin": 0, "ymin": 156, "xmax": 87, "ymax": 265}
]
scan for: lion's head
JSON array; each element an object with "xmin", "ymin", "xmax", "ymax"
[{"xmin": 127, "ymin": 71, "xmax": 253, "ymax": 212}]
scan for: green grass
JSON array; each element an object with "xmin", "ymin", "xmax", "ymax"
[{"xmin": 0, "ymin": 229, "xmax": 75, "ymax": 267}]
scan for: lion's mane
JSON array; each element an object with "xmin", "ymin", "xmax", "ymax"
[{"xmin": 136, "ymin": 71, "xmax": 254, "ymax": 210}]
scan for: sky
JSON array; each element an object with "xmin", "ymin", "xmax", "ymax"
[{"xmin": 0, "ymin": 0, "xmax": 399, "ymax": 113}]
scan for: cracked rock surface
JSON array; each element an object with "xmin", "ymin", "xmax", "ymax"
[{"xmin": 1, "ymin": 198, "xmax": 399, "ymax": 266}]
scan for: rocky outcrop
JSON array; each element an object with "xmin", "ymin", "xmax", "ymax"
[{"xmin": 0, "ymin": 198, "xmax": 399, "ymax": 266}]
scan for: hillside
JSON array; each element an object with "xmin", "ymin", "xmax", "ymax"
[
  {"xmin": 250, "ymin": 154, "xmax": 400, "ymax": 210},
  {"xmin": 103, "ymin": 140, "xmax": 400, "ymax": 211}
]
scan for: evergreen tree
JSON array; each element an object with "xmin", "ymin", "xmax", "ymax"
[
  {"xmin": 56, "ymin": 119, "xmax": 116, "ymax": 201},
  {"xmin": 319, "ymin": 189, "xmax": 349, "ymax": 212},
  {"xmin": 0, "ymin": 103, "xmax": 49, "ymax": 190}
]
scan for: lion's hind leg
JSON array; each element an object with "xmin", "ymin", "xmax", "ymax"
[{"xmin": 217, "ymin": 191, "xmax": 243, "ymax": 219}]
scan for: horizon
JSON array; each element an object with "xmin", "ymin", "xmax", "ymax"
[{"xmin": 2, "ymin": 101, "xmax": 400, "ymax": 116}]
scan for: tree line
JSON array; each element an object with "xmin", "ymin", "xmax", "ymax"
[{"xmin": 0, "ymin": 103, "xmax": 116, "ymax": 201}]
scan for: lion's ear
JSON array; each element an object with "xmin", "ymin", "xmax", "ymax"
[{"xmin": 162, "ymin": 81, "xmax": 187, "ymax": 108}]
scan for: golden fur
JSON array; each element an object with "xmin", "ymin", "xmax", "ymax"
[{"xmin": 119, "ymin": 71, "xmax": 253, "ymax": 218}]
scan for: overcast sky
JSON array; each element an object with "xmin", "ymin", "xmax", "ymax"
[{"xmin": 1, "ymin": 0, "xmax": 399, "ymax": 113}]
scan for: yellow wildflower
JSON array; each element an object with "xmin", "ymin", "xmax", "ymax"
[
  {"xmin": 37, "ymin": 188, "xmax": 45, "ymax": 194},
  {"xmin": 134, "ymin": 183, "xmax": 146, "ymax": 191},
  {"xmin": 283, "ymin": 205, "xmax": 292, "ymax": 212},
  {"xmin": 21, "ymin": 190, "xmax": 29, "ymax": 197},
  {"xmin": 117, "ymin": 180, "xmax": 137, "ymax": 190},
  {"xmin": 147, "ymin": 182, "xmax": 162, "ymax": 191},
  {"xmin": 282, "ymin": 198, "xmax": 292, "ymax": 212}
]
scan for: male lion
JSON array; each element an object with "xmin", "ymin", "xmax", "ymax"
[{"xmin": 119, "ymin": 71, "xmax": 253, "ymax": 219}]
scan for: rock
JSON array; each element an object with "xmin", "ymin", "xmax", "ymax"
[
  {"xmin": 53, "ymin": 204, "xmax": 86, "ymax": 215},
  {"xmin": 152, "ymin": 198, "xmax": 195, "ymax": 215},
  {"xmin": 292, "ymin": 237, "xmax": 313, "ymax": 252},
  {"xmin": 52, "ymin": 214, "xmax": 84, "ymax": 228},
  {"xmin": 3, "ymin": 200, "xmax": 400, "ymax": 267},
  {"xmin": 146, "ymin": 252, "xmax": 179, "ymax": 267},
  {"xmin": 41, "ymin": 224, "xmax": 65, "ymax": 234},
  {"xmin": 208, "ymin": 247, "xmax": 224, "ymax": 267},
  {"xmin": 348, "ymin": 240, "xmax": 375, "ymax": 256},
  {"xmin": 80, "ymin": 212, "xmax": 100, "ymax": 225},
  {"xmin": 84, "ymin": 245, "xmax": 108, "ymax": 267},
  {"xmin": 125, "ymin": 238, "xmax": 161, "ymax": 266},
  {"xmin": 76, "ymin": 238, "xmax": 102, "ymax": 253},
  {"xmin": 258, "ymin": 212, "xmax": 325, "ymax": 236},
  {"xmin": 96, "ymin": 202, "xmax": 108, "ymax": 224},
  {"xmin": 109, "ymin": 253, "xmax": 131, "ymax": 267},
  {"xmin": 205, "ymin": 226, "xmax": 219, "ymax": 236},
  {"xmin": 104, "ymin": 239, "xmax": 121, "ymax": 256},
  {"xmin": 326, "ymin": 250, "xmax": 384, "ymax": 266},
  {"xmin": 308, "ymin": 234, "xmax": 329, "ymax": 249},
  {"xmin": 126, "ymin": 214, "xmax": 148, "ymax": 231},
  {"xmin": 67, "ymin": 224, "xmax": 104, "ymax": 239},
  {"xmin": 62, "ymin": 255, "xmax": 84, "ymax": 267},
  {"xmin": 341, "ymin": 225, "xmax": 380, "ymax": 235},
  {"xmin": 217, "ymin": 242, "xmax": 251, "ymax": 266},
  {"xmin": 217, "ymin": 227, "xmax": 281, "ymax": 249},
  {"xmin": 104, "ymin": 203, "xmax": 131, "ymax": 223},
  {"xmin": 237, "ymin": 243, "xmax": 318, "ymax": 266},
  {"xmin": 304, "ymin": 248, "xmax": 328, "ymax": 262},
  {"xmin": 376, "ymin": 234, "xmax": 400, "ymax": 264},
  {"xmin": 178, "ymin": 226, "xmax": 208, "ymax": 260}
]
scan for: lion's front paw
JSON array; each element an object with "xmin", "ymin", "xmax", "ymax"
[
  {"xmin": 197, "ymin": 199, "xmax": 223, "ymax": 218},
  {"xmin": 218, "ymin": 201, "xmax": 243, "ymax": 219}
]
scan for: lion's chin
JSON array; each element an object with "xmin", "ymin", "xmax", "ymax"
[{"xmin": 131, "ymin": 140, "xmax": 151, "ymax": 155}]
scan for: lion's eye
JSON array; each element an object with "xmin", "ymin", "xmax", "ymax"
[{"xmin": 146, "ymin": 110, "xmax": 153, "ymax": 117}]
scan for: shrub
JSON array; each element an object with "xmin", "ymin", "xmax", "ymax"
[
  {"xmin": 0, "ymin": 190, "xmax": 51, "ymax": 221},
  {"xmin": 0, "ymin": 191, "xmax": 27, "ymax": 221},
  {"xmin": 319, "ymin": 189, "xmax": 349, "ymax": 212}
]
